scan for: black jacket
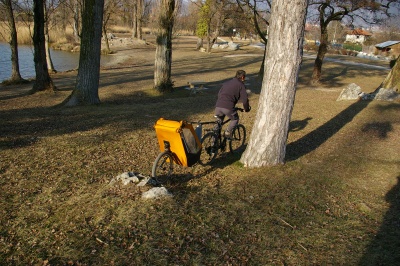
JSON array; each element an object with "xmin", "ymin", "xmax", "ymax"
[{"xmin": 216, "ymin": 77, "xmax": 249, "ymax": 111}]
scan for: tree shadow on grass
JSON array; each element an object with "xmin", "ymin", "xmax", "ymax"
[
  {"xmin": 362, "ymin": 122, "xmax": 393, "ymax": 138},
  {"xmin": 289, "ymin": 117, "xmax": 312, "ymax": 132},
  {"xmin": 286, "ymin": 100, "xmax": 370, "ymax": 161},
  {"xmin": 359, "ymin": 176, "xmax": 400, "ymax": 265}
]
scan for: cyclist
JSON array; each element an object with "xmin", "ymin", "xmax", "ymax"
[{"xmin": 215, "ymin": 70, "xmax": 251, "ymax": 138}]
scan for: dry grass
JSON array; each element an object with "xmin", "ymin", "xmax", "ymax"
[
  {"xmin": 0, "ymin": 22, "xmax": 33, "ymax": 44},
  {"xmin": 1, "ymin": 36, "xmax": 399, "ymax": 265},
  {"xmin": 0, "ymin": 22, "xmax": 72, "ymax": 45},
  {"xmin": 0, "ymin": 23, "xmax": 127, "ymax": 45}
]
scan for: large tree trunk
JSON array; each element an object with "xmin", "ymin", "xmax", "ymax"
[
  {"xmin": 64, "ymin": 0, "xmax": 104, "ymax": 106},
  {"xmin": 31, "ymin": 0, "xmax": 55, "ymax": 93},
  {"xmin": 154, "ymin": 0, "xmax": 175, "ymax": 92},
  {"xmin": 381, "ymin": 55, "xmax": 400, "ymax": 91},
  {"xmin": 311, "ymin": 23, "xmax": 328, "ymax": 85},
  {"xmin": 240, "ymin": 0, "xmax": 308, "ymax": 167},
  {"xmin": 4, "ymin": 0, "xmax": 24, "ymax": 83}
]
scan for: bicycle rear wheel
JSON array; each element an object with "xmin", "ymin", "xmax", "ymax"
[
  {"xmin": 229, "ymin": 124, "xmax": 246, "ymax": 153},
  {"xmin": 199, "ymin": 132, "xmax": 219, "ymax": 165},
  {"xmin": 152, "ymin": 151, "xmax": 173, "ymax": 184}
]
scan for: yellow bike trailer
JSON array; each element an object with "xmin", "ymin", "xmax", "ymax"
[{"xmin": 154, "ymin": 118, "xmax": 202, "ymax": 167}]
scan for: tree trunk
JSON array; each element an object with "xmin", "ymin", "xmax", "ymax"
[
  {"xmin": 381, "ymin": 55, "xmax": 400, "ymax": 91},
  {"xmin": 240, "ymin": 0, "xmax": 308, "ymax": 167},
  {"xmin": 64, "ymin": 0, "xmax": 104, "ymax": 106},
  {"xmin": 196, "ymin": 37, "xmax": 203, "ymax": 50},
  {"xmin": 31, "ymin": 0, "xmax": 55, "ymax": 93},
  {"xmin": 250, "ymin": 3, "xmax": 269, "ymax": 80},
  {"xmin": 137, "ymin": 0, "xmax": 143, "ymax": 40},
  {"xmin": 154, "ymin": 0, "xmax": 175, "ymax": 92},
  {"xmin": 102, "ymin": 13, "xmax": 111, "ymax": 54},
  {"xmin": 44, "ymin": 3, "xmax": 56, "ymax": 73},
  {"xmin": 132, "ymin": 0, "xmax": 138, "ymax": 38},
  {"xmin": 311, "ymin": 23, "xmax": 328, "ymax": 85},
  {"xmin": 209, "ymin": 1, "xmax": 224, "ymax": 52},
  {"xmin": 206, "ymin": 30, "xmax": 211, "ymax": 53},
  {"xmin": 259, "ymin": 44, "xmax": 267, "ymax": 78},
  {"xmin": 73, "ymin": 0, "xmax": 80, "ymax": 43},
  {"xmin": 4, "ymin": 0, "xmax": 24, "ymax": 83}
]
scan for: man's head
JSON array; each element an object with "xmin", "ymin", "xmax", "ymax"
[{"xmin": 235, "ymin": 70, "xmax": 246, "ymax": 81}]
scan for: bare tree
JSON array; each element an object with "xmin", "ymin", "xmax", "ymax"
[
  {"xmin": 1, "ymin": 0, "xmax": 26, "ymax": 83},
  {"xmin": 195, "ymin": 0, "xmax": 232, "ymax": 53},
  {"xmin": 132, "ymin": 0, "xmax": 144, "ymax": 39},
  {"xmin": 309, "ymin": 0, "xmax": 400, "ymax": 85},
  {"xmin": 237, "ymin": 0, "xmax": 271, "ymax": 77},
  {"xmin": 240, "ymin": 0, "xmax": 308, "ymax": 167},
  {"xmin": 44, "ymin": 0, "xmax": 56, "ymax": 73},
  {"xmin": 72, "ymin": 0, "xmax": 81, "ymax": 43},
  {"xmin": 103, "ymin": 0, "xmax": 122, "ymax": 53},
  {"xmin": 154, "ymin": 0, "xmax": 177, "ymax": 92},
  {"xmin": 31, "ymin": 0, "xmax": 56, "ymax": 93},
  {"xmin": 64, "ymin": 0, "xmax": 104, "ymax": 105}
]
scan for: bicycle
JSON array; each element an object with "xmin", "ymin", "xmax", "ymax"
[
  {"xmin": 198, "ymin": 107, "xmax": 246, "ymax": 165},
  {"xmin": 151, "ymin": 108, "xmax": 247, "ymax": 184}
]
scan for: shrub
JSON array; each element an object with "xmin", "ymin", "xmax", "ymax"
[{"xmin": 343, "ymin": 42, "xmax": 362, "ymax": 52}]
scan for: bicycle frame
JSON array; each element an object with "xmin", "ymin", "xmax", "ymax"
[
  {"xmin": 199, "ymin": 107, "xmax": 243, "ymax": 139},
  {"xmin": 200, "ymin": 117, "xmax": 229, "ymax": 149}
]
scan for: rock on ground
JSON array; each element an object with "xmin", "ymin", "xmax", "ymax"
[
  {"xmin": 142, "ymin": 187, "xmax": 173, "ymax": 199},
  {"xmin": 337, "ymin": 83, "xmax": 400, "ymax": 101},
  {"xmin": 337, "ymin": 83, "xmax": 362, "ymax": 101}
]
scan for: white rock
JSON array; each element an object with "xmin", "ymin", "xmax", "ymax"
[{"xmin": 142, "ymin": 187, "xmax": 173, "ymax": 199}]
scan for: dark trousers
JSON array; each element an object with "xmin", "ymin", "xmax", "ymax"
[{"xmin": 214, "ymin": 107, "xmax": 239, "ymax": 132}]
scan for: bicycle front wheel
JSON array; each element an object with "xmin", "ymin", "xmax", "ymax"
[
  {"xmin": 199, "ymin": 132, "xmax": 219, "ymax": 165},
  {"xmin": 229, "ymin": 124, "xmax": 246, "ymax": 153},
  {"xmin": 152, "ymin": 151, "xmax": 174, "ymax": 184}
]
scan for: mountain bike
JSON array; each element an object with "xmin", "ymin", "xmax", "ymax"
[{"xmin": 198, "ymin": 107, "xmax": 246, "ymax": 165}]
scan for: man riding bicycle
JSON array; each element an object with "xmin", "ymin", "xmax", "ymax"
[{"xmin": 215, "ymin": 70, "xmax": 251, "ymax": 139}]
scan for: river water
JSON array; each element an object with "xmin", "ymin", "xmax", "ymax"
[{"xmin": 0, "ymin": 42, "xmax": 113, "ymax": 82}]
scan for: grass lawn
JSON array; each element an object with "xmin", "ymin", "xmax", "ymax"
[{"xmin": 1, "ymin": 36, "xmax": 399, "ymax": 265}]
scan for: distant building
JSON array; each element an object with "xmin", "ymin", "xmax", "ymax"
[
  {"xmin": 375, "ymin": 41, "xmax": 400, "ymax": 57},
  {"xmin": 345, "ymin": 29, "xmax": 372, "ymax": 44}
]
